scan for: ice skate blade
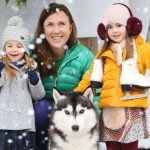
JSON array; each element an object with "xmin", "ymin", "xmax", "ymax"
[{"xmin": 120, "ymin": 92, "xmax": 150, "ymax": 100}]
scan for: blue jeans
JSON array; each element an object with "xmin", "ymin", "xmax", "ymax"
[
  {"xmin": 0, "ymin": 130, "xmax": 36, "ymax": 150},
  {"xmin": 33, "ymin": 99, "xmax": 52, "ymax": 150}
]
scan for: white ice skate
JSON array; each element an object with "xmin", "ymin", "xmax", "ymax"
[
  {"xmin": 119, "ymin": 39, "xmax": 150, "ymax": 100},
  {"xmin": 90, "ymin": 59, "xmax": 103, "ymax": 88},
  {"xmin": 120, "ymin": 39, "xmax": 150, "ymax": 100}
]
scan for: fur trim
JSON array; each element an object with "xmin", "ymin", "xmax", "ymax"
[{"xmin": 102, "ymin": 107, "xmax": 126, "ymax": 130}]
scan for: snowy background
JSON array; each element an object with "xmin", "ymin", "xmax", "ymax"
[{"xmin": 0, "ymin": 0, "xmax": 150, "ymax": 149}]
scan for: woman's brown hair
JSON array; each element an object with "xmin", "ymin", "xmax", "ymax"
[{"xmin": 34, "ymin": 2, "xmax": 77, "ymax": 77}]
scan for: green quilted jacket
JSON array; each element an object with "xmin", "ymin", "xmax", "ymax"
[{"xmin": 42, "ymin": 41, "xmax": 94, "ymax": 103}]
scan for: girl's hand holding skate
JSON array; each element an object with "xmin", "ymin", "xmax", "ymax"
[
  {"xmin": 28, "ymin": 70, "xmax": 39, "ymax": 85},
  {"xmin": 0, "ymin": 61, "xmax": 5, "ymax": 77}
]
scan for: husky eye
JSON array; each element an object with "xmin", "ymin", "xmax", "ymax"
[
  {"xmin": 79, "ymin": 109, "xmax": 84, "ymax": 114},
  {"xmin": 65, "ymin": 110, "xmax": 70, "ymax": 115}
]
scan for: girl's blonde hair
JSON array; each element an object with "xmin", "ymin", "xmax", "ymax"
[{"xmin": 1, "ymin": 53, "xmax": 34, "ymax": 80}]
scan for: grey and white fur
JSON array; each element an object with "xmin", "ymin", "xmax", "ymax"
[{"xmin": 48, "ymin": 87, "xmax": 99, "ymax": 150}]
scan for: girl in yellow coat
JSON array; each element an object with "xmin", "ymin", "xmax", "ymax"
[{"xmin": 74, "ymin": 3, "xmax": 150, "ymax": 150}]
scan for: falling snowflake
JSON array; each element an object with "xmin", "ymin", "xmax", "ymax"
[
  {"xmin": 50, "ymin": 0, "xmax": 54, "ymax": 3},
  {"xmin": 0, "ymin": 51, "xmax": 6, "ymax": 56},
  {"xmin": 11, "ymin": 5, "xmax": 19, "ymax": 13},
  {"xmin": 7, "ymin": 139, "xmax": 13, "ymax": 144},
  {"xmin": 20, "ymin": 48, "xmax": 26, "ymax": 53},
  {"xmin": 36, "ymin": 38, "xmax": 42, "ymax": 44},
  {"xmin": 49, "ymin": 75, "xmax": 53, "ymax": 79},
  {"xmin": 47, "ymin": 64, "xmax": 52, "ymax": 69},
  {"xmin": 33, "ymin": 54, "xmax": 37, "ymax": 59},
  {"xmin": 50, "ymin": 125, "xmax": 54, "ymax": 130},
  {"xmin": 40, "ymin": 33, "xmax": 46, "ymax": 39},
  {"xmin": 41, "ymin": 131, "xmax": 45, "ymax": 135},
  {"xmin": 28, "ymin": 44, "xmax": 35, "ymax": 50},
  {"xmin": 68, "ymin": 0, "xmax": 73, "ymax": 3},
  {"xmin": 98, "ymin": 39, "xmax": 101, "ymax": 44},
  {"xmin": 22, "ymin": 132, "xmax": 27, "ymax": 137},
  {"xmin": 18, "ymin": 135, "xmax": 23, "ymax": 140},
  {"xmin": 27, "ymin": 109, "xmax": 34, "ymax": 116},
  {"xmin": 143, "ymin": 7, "xmax": 149, "ymax": 14},
  {"xmin": 71, "ymin": 70, "xmax": 76, "ymax": 75},
  {"xmin": 56, "ymin": 8, "xmax": 60, "ymax": 12},
  {"xmin": 63, "ymin": 44, "xmax": 68, "ymax": 50},
  {"xmin": 44, "ymin": 4, "xmax": 49, "ymax": 10},
  {"xmin": 22, "ymin": 73, "xmax": 28, "ymax": 79},
  {"xmin": 44, "ymin": 136, "xmax": 49, "ymax": 141},
  {"xmin": 41, "ymin": 62, "xmax": 44, "ymax": 65},
  {"xmin": 48, "ymin": 105, "xmax": 52, "ymax": 110}
]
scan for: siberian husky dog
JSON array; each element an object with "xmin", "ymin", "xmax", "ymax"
[{"xmin": 48, "ymin": 87, "xmax": 99, "ymax": 150}]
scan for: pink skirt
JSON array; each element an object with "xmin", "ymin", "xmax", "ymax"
[{"xmin": 99, "ymin": 107, "xmax": 149, "ymax": 143}]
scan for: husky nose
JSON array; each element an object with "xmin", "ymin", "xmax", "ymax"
[{"xmin": 72, "ymin": 125, "xmax": 79, "ymax": 132}]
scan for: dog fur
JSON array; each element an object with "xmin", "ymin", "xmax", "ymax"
[{"xmin": 48, "ymin": 87, "xmax": 99, "ymax": 150}]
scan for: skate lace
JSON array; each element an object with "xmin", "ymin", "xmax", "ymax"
[{"xmin": 126, "ymin": 58, "xmax": 139, "ymax": 74}]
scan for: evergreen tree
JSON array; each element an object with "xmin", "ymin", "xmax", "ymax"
[{"xmin": 5, "ymin": 0, "xmax": 27, "ymax": 7}]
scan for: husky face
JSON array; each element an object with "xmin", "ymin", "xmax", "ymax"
[
  {"xmin": 49, "ymin": 88, "xmax": 99, "ymax": 150},
  {"xmin": 51, "ymin": 88, "xmax": 98, "ymax": 137}
]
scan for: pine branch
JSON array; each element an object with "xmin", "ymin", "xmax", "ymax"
[{"xmin": 5, "ymin": 0, "xmax": 27, "ymax": 7}]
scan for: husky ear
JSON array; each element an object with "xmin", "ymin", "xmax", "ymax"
[
  {"xmin": 83, "ymin": 87, "xmax": 93, "ymax": 102},
  {"xmin": 53, "ymin": 88, "xmax": 66, "ymax": 104}
]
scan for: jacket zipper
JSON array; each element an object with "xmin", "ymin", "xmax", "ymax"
[{"xmin": 113, "ymin": 65, "xmax": 121, "ymax": 105}]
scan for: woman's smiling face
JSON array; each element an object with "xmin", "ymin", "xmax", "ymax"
[{"xmin": 43, "ymin": 11, "xmax": 72, "ymax": 52}]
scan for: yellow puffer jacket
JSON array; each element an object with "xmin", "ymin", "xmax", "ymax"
[{"xmin": 74, "ymin": 35, "xmax": 150, "ymax": 108}]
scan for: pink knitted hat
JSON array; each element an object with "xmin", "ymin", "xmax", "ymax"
[
  {"xmin": 102, "ymin": 4, "xmax": 131, "ymax": 27},
  {"xmin": 97, "ymin": 3, "xmax": 142, "ymax": 40}
]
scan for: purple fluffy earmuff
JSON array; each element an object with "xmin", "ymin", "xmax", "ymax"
[{"xmin": 97, "ymin": 3, "xmax": 142, "ymax": 40}]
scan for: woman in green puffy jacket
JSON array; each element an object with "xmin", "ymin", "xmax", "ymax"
[{"xmin": 32, "ymin": 3, "xmax": 94, "ymax": 150}]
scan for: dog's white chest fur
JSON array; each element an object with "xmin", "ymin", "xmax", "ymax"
[{"xmin": 50, "ymin": 131, "xmax": 99, "ymax": 150}]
